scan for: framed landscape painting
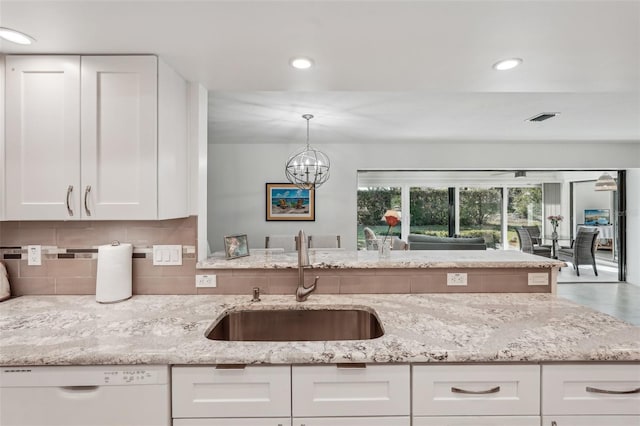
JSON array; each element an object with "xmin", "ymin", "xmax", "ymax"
[{"xmin": 266, "ymin": 183, "xmax": 315, "ymax": 221}]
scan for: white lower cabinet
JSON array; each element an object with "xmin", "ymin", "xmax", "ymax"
[
  {"xmin": 173, "ymin": 420, "xmax": 290, "ymax": 425},
  {"xmin": 170, "ymin": 363, "xmax": 639, "ymax": 426},
  {"xmin": 172, "ymin": 365, "xmax": 291, "ymax": 421},
  {"xmin": 413, "ymin": 416, "xmax": 541, "ymax": 425},
  {"xmin": 292, "ymin": 364, "xmax": 410, "ymax": 418},
  {"xmin": 292, "ymin": 417, "xmax": 410, "ymax": 425},
  {"xmin": 541, "ymin": 364, "xmax": 640, "ymax": 425},
  {"xmin": 541, "ymin": 416, "xmax": 640, "ymax": 426},
  {"xmin": 413, "ymin": 364, "xmax": 540, "ymax": 416}
]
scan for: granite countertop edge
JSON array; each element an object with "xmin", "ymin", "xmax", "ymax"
[
  {"xmin": 1, "ymin": 294, "xmax": 638, "ymax": 366},
  {"xmin": 197, "ymin": 250, "xmax": 566, "ymax": 270}
]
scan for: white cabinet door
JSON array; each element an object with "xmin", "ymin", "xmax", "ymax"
[
  {"xmin": 292, "ymin": 364, "xmax": 410, "ymax": 417},
  {"xmin": 542, "ymin": 364, "xmax": 640, "ymax": 416},
  {"xmin": 172, "ymin": 365, "xmax": 291, "ymax": 419},
  {"xmin": 412, "ymin": 364, "xmax": 540, "ymax": 416},
  {"xmin": 542, "ymin": 416, "xmax": 640, "ymax": 425},
  {"xmin": 293, "ymin": 417, "xmax": 410, "ymax": 425},
  {"xmin": 174, "ymin": 419, "xmax": 291, "ymax": 426},
  {"xmin": 80, "ymin": 55, "xmax": 157, "ymax": 219},
  {"xmin": 5, "ymin": 55, "xmax": 81, "ymax": 220},
  {"xmin": 414, "ymin": 416, "xmax": 540, "ymax": 426}
]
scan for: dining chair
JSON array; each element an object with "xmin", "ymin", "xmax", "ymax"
[
  {"xmin": 264, "ymin": 235, "xmax": 298, "ymax": 253},
  {"xmin": 308, "ymin": 235, "xmax": 341, "ymax": 249},
  {"xmin": 556, "ymin": 228, "xmax": 600, "ymax": 276},
  {"xmin": 516, "ymin": 227, "xmax": 552, "ymax": 257}
]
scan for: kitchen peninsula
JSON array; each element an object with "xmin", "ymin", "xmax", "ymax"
[{"xmin": 197, "ymin": 250, "xmax": 565, "ymax": 294}]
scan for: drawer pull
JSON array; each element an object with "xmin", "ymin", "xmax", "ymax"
[
  {"xmin": 215, "ymin": 364, "xmax": 246, "ymax": 370},
  {"xmin": 586, "ymin": 386, "xmax": 640, "ymax": 394},
  {"xmin": 337, "ymin": 363, "xmax": 367, "ymax": 369},
  {"xmin": 451, "ymin": 385, "xmax": 500, "ymax": 394}
]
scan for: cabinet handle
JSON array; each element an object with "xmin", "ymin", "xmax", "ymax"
[
  {"xmin": 451, "ymin": 385, "xmax": 500, "ymax": 394},
  {"xmin": 84, "ymin": 185, "xmax": 92, "ymax": 216},
  {"xmin": 337, "ymin": 363, "xmax": 367, "ymax": 369},
  {"xmin": 66, "ymin": 185, "xmax": 74, "ymax": 216},
  {"xmin": 586, "ymin": 386, "xmax": 640, "ymax": 394},
  {"xmin": 215, "ymin": 364, "xmax": 246, "ymax": 370}
]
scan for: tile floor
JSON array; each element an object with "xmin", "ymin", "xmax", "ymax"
[{"xmin": 557, "ymin": 282, "xmax": 640, "ymax": 326}]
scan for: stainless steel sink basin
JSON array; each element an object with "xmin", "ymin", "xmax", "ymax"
[{"xmin": 206, "ymin": 308, "xmax": 384, "ymax": 342}]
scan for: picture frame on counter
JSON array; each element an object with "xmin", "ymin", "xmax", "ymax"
[
  {"xmin": 223, "ymin": 234, "xmax": 249, "ymax": 259},
  {"xmin": 266, "ymin": 182, "xmax": 315, "ymax": 221}
]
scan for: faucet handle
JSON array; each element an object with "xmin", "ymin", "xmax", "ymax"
[{"xmin": 251, "ymin": 287, "xmax": 261, "ymax": 302}]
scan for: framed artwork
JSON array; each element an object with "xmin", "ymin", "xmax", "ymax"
[
  {"xmin": 266, "ymin": 183, "xmax": 315, "ymax": 221},
  {"xmin": 223, "ymin": 234, "xmax": 249, "ymax": 259}
]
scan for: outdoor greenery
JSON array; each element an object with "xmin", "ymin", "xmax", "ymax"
[{"xmin": 357, "ymin": 186, "xmax": 543, "ymax": 250}]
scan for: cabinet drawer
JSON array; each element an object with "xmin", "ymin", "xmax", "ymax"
[
  {"xmin": 542, "ymin": 364, "xmax": 640, "ymax": 416},
  {"xmin": 542, "ymin": 415, "xmax": 640, "ymax": 426},
  {"xmin": 174, "ymin": 419, "xmax": 290, "ymax": 426},
  {"xmin": 293, "ymin": 417, "xmax": 410, "ymax": 425},
  {"xmin": 414, "ymin": 416, "xmax": 540, "ymax": 426},
  {"xmin": 412, "ymin": 364, "xmax": 540, "ymax": 416},
  {"xmin": 292, "ymin": 364, "xmax": 410, "ymax": 417},
  {"xmin": 172, "ymin": 366, "xmax": 291, "ymax": 418}
]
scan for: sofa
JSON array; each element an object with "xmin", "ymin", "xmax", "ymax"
[{"xmin": 407, "ymin": 234, "xmax": 487, "ymax": 250}]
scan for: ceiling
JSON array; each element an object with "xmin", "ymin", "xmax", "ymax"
[{"xmin": 2, "ymin": 0, "xmax": 639, "ymax": 145}]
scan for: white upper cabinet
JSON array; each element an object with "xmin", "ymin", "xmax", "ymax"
[
  {"xmin": 4, "ymin": 54, "xmax": 188, "ymax": 221},
  {"xmin": 80, "ymin": 56, "xmax": 158, "ymax": 220},
  {"xmin": 5, "ymin": 56, "xmax": 81, "ymax": 220}
]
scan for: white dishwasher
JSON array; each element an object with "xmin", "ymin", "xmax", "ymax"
[{"xmin": 0, "ymin": 364, "xmax": 170, "ymax": 426}]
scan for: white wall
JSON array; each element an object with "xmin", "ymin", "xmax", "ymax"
[
  {"xmin": 573, "ymin": 181, "xmax": 614, "ymax": 226},
  {"xmin": 208, "ymin": 141, "xmax": 640, "ymax": 282},
  {"xmin": 626, "ymin": 168, "xmax": 640, "ymax": 285},
  {"xmin": 0, "ymin": 55, "xmax": 5, "ymax": 220}
]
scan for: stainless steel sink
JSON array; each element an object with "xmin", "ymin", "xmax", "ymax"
[{"xmin": 206, "ymin": 308, "xmax": 384, "ymax": 342}]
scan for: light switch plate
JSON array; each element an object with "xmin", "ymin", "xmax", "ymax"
[
  {"xmin": 447, "ymin": 272, "xmax": 467, "ymax": 286},
  {"xmin": 152, "ymin": 245, "xmax": 182, "ymax": 266},
  {"xmin": 196, "ymin": 275, "xmax": 216, "ymax": 288}
]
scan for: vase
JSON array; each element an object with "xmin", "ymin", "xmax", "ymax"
[
  {"xmin": 551, "ymin": 231, "xmax": 558, "ymax": 240},
  {"xmin": 378, "ymin": 238, "xmax": 391, "ymax": 259}
]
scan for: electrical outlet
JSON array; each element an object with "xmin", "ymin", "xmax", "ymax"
[
  {"xmin": 27, "ymin": 245, "xmax": 42, "ymax": 266},
  {"xmin": 528, "ymin": 272, "xmax": 549, "ymax": 286},
  {"xmin": 447, "ymin": 272, "xmax": 467, "ymax": 286},
  {"xmin": 196, "ymin": 275, "xmax": 216, "ymax": 288}
]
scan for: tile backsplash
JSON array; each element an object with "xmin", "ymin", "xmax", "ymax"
[{"xmin": 0, "ymin": 216, "xmax": 197, "ymax": 296}]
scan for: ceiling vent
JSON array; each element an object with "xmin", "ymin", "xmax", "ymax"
[
  {"xmin": 527, "ymin": 112, "xmax": 559, "ymax": 122},
  {"xmin": 515, "ymin": 170, "xmax": 527, "ymax": 178}
]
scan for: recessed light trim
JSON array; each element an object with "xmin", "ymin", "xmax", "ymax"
[
  {"xmin": 290, "ymin": 57, "xmax": 314, "ymax": 70},
  {"xmin": 493, "ymin": 58, "xmax": 522, "ymax": 71},
  {"xmin": 0, "ymin": 27, "xmax": 36, "ymax": 45}
]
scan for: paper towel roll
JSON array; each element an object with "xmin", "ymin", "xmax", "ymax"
[{"xmin": 96, "ymin": 242, "xmax": 133, "ymax": 303}]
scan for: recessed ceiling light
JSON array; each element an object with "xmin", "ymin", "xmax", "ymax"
[
  {"xmin": 492, "ymin": 58, "xmax": 522, "ymax": 71},
  {"xmin": 0, "ymin": 27, "xmax": 36, "ymax": 45},
  {"xmin": 290, "ymin": 57, "xmax": 314, "ymax": 70}
]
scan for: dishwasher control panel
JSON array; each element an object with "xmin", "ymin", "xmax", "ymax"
[{"xmin": 1, "ymin": 365, "xmax": 168, "ymax": 387}]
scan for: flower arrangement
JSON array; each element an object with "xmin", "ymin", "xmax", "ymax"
[
  {"xmin": 547, "ymin": 215, "xmax": 563, "ymax": 233},
  {"xmin": 382, "ymin": 209, "xmax": 401, "ymax": 244}
]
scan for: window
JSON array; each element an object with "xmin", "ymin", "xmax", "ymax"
[
  {"xmin": 409, "ymin": 187, "xmax": 449, "ymax": 237},
  {"xmin": 357, "ymin": 186, "xmax": 401, "ymax": 249}
]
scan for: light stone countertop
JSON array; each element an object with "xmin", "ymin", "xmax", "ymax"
[
  {"xmin": 1, "ymin": 294, "xmax": 638, "ymax": 366},
  {"xmin": 197, "ymin": 250, "xmax": 566, "ymax": 269}
]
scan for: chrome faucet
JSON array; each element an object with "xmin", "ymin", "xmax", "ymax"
[{"xmin": 296, "ymin": 229, "xmax": 319, "ymax": 302}]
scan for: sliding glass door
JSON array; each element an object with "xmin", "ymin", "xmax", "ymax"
[{"xmin": 459, "ymin": 187, "xmax": 503, "ymax": 249}]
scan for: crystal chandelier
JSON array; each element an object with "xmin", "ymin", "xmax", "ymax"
[{"xmin": 285, "ymin": 114, "xmax": 330, "ymax": 189}]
